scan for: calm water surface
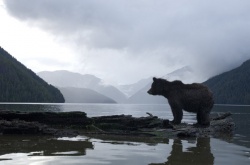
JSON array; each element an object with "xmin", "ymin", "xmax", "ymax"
[{"xmin": 0, "ymin": 103, "xmax": 249, "ymax": 165}]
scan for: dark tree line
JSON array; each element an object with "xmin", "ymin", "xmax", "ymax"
[
  {"xmin": 0, "ymin": 46, "xmax": 64, "ymax": 103},
  {"xmin": 204, "ymin": 59, "xmax": 250, "ymax": 105}
]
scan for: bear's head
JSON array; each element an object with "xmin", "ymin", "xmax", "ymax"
[{"xmin": 147, "ymin": 77, "xmax": 169, "ymax": 96}]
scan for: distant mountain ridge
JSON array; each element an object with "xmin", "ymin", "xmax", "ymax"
[
  {"xmin": 59, "ymin": 87, "xmax": 116, "ymax": 103},
  {"xmin": 118, "ymin": 78, "xmax": 152, "ymax": 97},
  {"xmin": 38, "ymin": 66, "xmax": 199, "ymax": 104},
  {"xmin": 126, "ymin": 83, "xmax": 167, "ymax": 104},
  {"xmin": 126, "ymin": 66, "xmax": 197, "ymax": 104},
  {"xmin": 0, "ymin": 47, "xmax": 64, "ymax": 102},
  {"xmin": 36, "ymin": 58, "xmax": 250, "ymax": 105},
  {"xmin": 163, "ymin": 66, "xmax": 198, "ymax": 83},
  {"xmin": 204, "ymin": 59, "xmax": 250, "ymax": 105},
  {"xmin": 38, "ymin": 70, "xmax": 127, "ymax": 103},
  {"xmin": 38, "ymin": 70, "xmax": 100, "ymax": 88}
]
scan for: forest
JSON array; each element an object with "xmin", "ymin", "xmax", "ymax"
[
  {"xmin": 0, "ymin": 47, "xmax": 64, "ymax": 103},
  {"xmin": 204, "ymin": 59, "xmax": 250, "ymax": 105}
]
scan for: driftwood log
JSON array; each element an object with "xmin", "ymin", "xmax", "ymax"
[{"xmin": 0, "ymin": 110, "xmax": 235, "ymax": 138}]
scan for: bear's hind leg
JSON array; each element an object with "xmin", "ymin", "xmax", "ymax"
[
  {"xmin": 197, "ymin": 109, "xmax": 210, "ymax": 127},
  {"xmin": 175, "ymin": 109, "xmax": 183, "ymax": 124}
]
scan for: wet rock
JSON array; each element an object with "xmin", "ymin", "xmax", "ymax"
[
  {"xmin": 0, "ymin": 110, "xmax": 235, "ymax": 138},
  {"xmin": 175, "ymin": 113, "xmax": 235, "ymax": 138},
  {"xmin": 0, "ymin": 120, "xmax": 41, "ymax": 135},
  {"xmin": 0, "ymin": 119, "xmax": 78, "ymax": 137},
  {"xmin": 0, "ymin": 110, "xmax": 92, "ymax": 127},
  {"xmin": 92, "ymin": 114, "xmax": 167, "ymax": 131}
]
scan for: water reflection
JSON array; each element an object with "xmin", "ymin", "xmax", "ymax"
[
  {"xmin": 213, "ymin": 105, "xmax": 250, "ymax": 148},
  {"xmin": 0, "ymin": 135, "xmax": 93, "ymax": 157},
  {"xmin": 0, "ymin": 135, "xmax": 249, "ymax": 165},
  {"xmin": 150, "ymin": 138, "xmax": 214, "ymax": 165}
]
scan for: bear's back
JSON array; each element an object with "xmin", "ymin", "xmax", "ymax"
[
  {"xmin": 184, "ymin": 83, "xmax": 208, "ymax": 90},
  {"xmin": 170, "ymin": 81, "xmax": 212, "ymax": 99},
  {"xmin": 171, "ymin": 82, "xmax": 213, "ymax": 111},
  {"xmin": 170, "ymin": 81, "xmax": 207, "ymax": 90}
]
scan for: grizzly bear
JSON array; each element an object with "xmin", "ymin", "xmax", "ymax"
[{"xmin": 147, "ymin": 77, "xmax": 214, "ymax": 126}]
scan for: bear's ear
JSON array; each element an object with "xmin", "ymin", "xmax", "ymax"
[{"xmin": 153, "ymin": 77, "xmax": 157, "ymax": 82}]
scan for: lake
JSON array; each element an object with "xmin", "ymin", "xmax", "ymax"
[{"xmin": 0, "ymin": 103, "xmax": 250, "ymax": 165}]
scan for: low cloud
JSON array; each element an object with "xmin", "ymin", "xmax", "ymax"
[{"xmin": 3, "ymin": 0, "xmax": 250, "ymax": 84}]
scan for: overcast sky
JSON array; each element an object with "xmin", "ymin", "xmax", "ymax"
[{"xmin": 1, "ymin": 0, "xmax": 250, "ymax": 85}]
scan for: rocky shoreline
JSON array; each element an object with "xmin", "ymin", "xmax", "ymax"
[{"xmin": 0, "ymin": 110, "xmax": 235, "ymax": 139}]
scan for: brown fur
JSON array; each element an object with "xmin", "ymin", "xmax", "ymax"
[{"xmin": 148, "ymin": 77, "xmax": 214, "ymax": 126}]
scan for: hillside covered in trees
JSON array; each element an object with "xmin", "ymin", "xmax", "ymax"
[
  {"xmin": 0, "ymin": 47, "xmax": 65, "ymax": 102},
  {"xmin": 204, "ymin": 59, "xmax": 250, "ymax": 105}
]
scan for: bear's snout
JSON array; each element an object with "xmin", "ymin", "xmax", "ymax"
[{"xmin": 147, "ymin": 89, "xmax": 153, "ymax": 95}]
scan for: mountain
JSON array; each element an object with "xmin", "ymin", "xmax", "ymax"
[
  {"xmin": 38, "ymin": 70, "xmax": 127, "ymax": 103},
  {"xmin": 59, "ymin": 87, "xmax": 116, "ymax": 103},
  {"xmin": 118, "ymin": 66, "xmax": 197, "ymax": 99},
  {"xmin": 126, "ymin": 83, "xmax": 167, "ymax": 104},
  {"xmin": 38, "ymin": 71, "xmax": 100, "ymax": 88},
  {"xmin": 204, "ymin": 59, "xmax": 250, "ymax": 105},
  {"xmin": 126, "ymin": 66, "xmax": 196, "ymax": 104},
  {"xmin": 118, "ymin": 78, "xmax": 152, "ymax": 97},
  {"xmin": 163, "ymin": 66, "xmax": 195, "ymax": 83},
  {"xmin": 0, "ymin": 47, "xmax": 64, "ymax": 103},
  {"xmin": 94, "ymin": 85, "xmax": 127, "ymax": 103}
]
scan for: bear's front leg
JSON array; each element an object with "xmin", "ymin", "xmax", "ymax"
[{"xmin": 169, "ymin": 102, "xmax": 183, "ymax": 124}]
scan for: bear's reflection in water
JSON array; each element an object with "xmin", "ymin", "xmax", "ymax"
[{"xmin": 151, "ymin": 138, "xmax": 214, "ymax": 165}]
